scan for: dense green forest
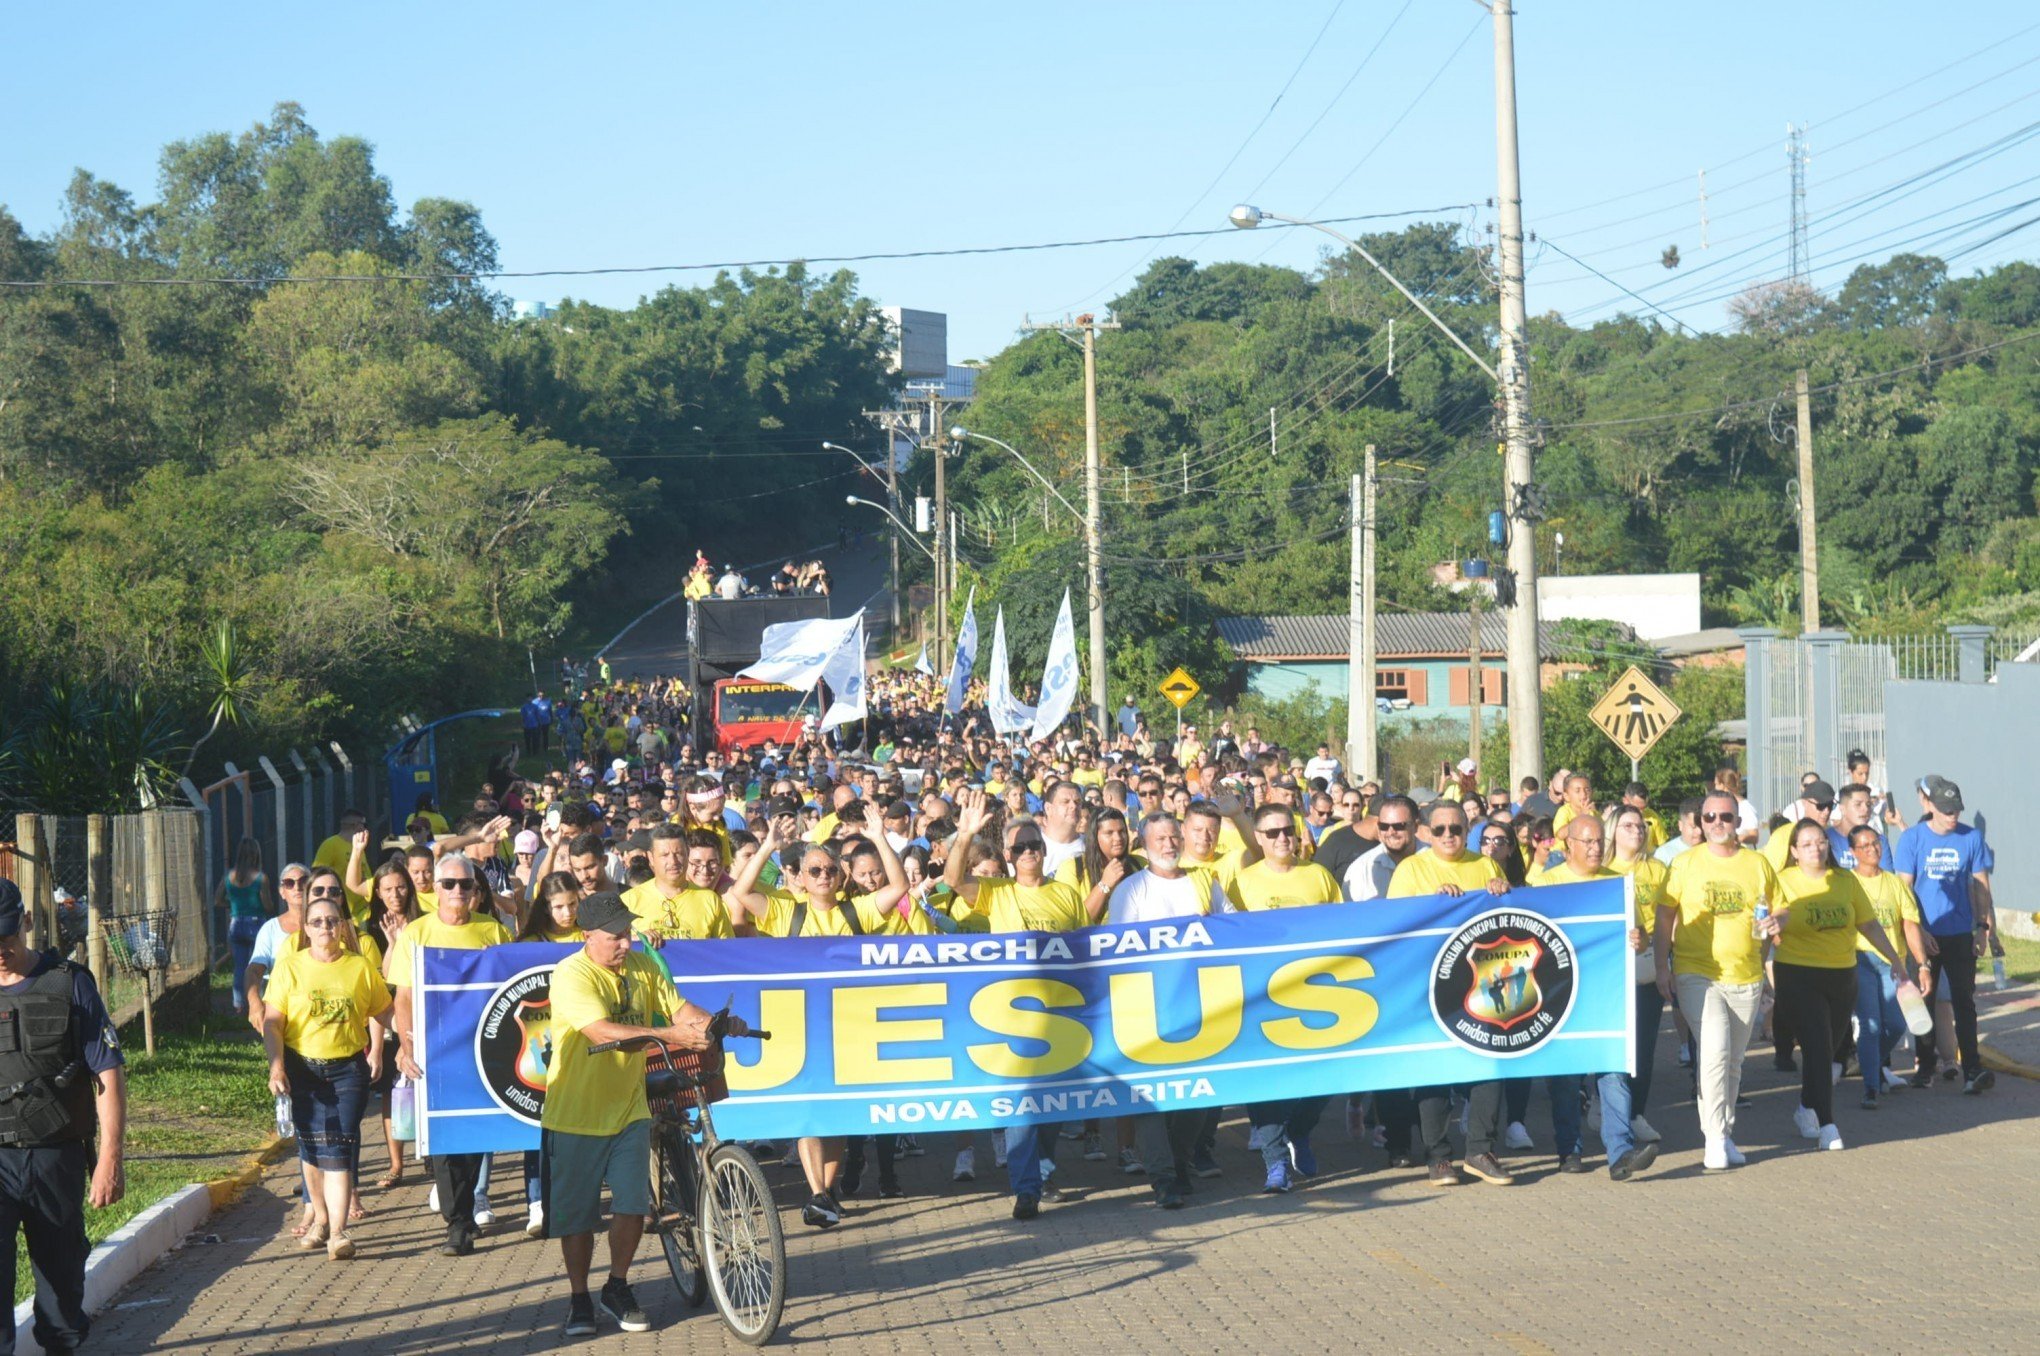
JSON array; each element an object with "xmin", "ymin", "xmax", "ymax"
[{"xmin": 3, "ymin": 104, "xmax": 2037, "ymax": 805}]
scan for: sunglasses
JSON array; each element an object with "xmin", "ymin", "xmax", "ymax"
[
  {"xmin": 1482, "ymin": 836, "xmax": 1512, "ymax": 847},
  {"xmin": 804, "ymin": 865, "xmax": 840, "ymax": 878},
  {"xmin": 1431, "ymin": 824, "xmax": 1467, "ymax": 837},
  {"xmin": 437, "ymin": 878, "xmax": 477, "ymax": 891},
  {"xmin": 1810, "ymin": 801, "xmax": 1834, "ymax": 812},
  {"xmin": 307, "ymin": 886, "xmax": 344, "ymax": 899},
  {"xmin": 1377, "ymin": 820, "xmax": 1411, "ymax": 831},
  {"xmin": 280, "ymin": 878, "xmax": 307, "ymax": 889},
  {"xmin": 1701, "ymin": 812, "xmax": 1737, "ymax": 824},
  {"xmin": 1011, "ymin": 840, "xmax": 1047, "ymax": 854},
  {"xmin": 1257, "ymin": 826, "xmax": 1297, "ymax": 839},
  {"xmin": 304, "ymin": 917, "xmax": 343, "ymax": 930}
]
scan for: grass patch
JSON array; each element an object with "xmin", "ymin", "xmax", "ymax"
[
  {"xmin": 14, "ymin": 971, "xmax": 272, "ymax": 1302},
  {"xmin": 1996, "ymin": 933, "xmax": 2040, "ymax": 986}
]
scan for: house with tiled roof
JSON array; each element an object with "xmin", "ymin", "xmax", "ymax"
[{"xmin": 1215, "ymin": 612, "xmax": 1629, "ymax": 719}]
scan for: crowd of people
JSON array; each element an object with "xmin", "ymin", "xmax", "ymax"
[{"xmin": 227, "ymin": 671, "xmax": 2006, "ymax": 1336}]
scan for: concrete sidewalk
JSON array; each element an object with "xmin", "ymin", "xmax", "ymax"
[{"xmin": 1978, "ymin": 977, "xmax": 2040, "ymax": 1076}]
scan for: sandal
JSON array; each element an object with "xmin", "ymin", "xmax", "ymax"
[
  {"xmin": 327, "ymin": 1233, "xmax": 356, "ymax": 1261},
  {"xmin": 298, "ymin": 1222, "xmax": 329, "ymax": 1251},
  {"xmin": 377, "ymin": 1167, "xmax": 406, "ymax": 1190},
  {"xmin": 289, "ymin": 1208, "xmax": 315, "ymax": 1240}
]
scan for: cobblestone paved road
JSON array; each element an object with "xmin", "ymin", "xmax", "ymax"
[{"xmin": 90, "ymin": 1032, "xmax": 2040, "ymax": 1355}]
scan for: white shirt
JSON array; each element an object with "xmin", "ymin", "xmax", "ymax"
[
  {"xmin": 1304, "ymin": 756, "xmax": 1343, "ymax": 786},
  {"xmin": 1041, "ymin": 833, "xmax": 1086, "ymax": 878},
  {"xmin": 1105, "ymin": 867, "xmax": 1228, "ymax": 924},
  {"xmin": 1343, "ymin": 843, "xmax": 1408, "ymax": 902}
]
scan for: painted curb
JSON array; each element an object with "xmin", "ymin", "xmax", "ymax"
[
  {"xmin": 10, "ymin": 1134, "xmax": 293, "ymax": 1356},
  {"xmin": 1979, "ymin": 1041, "xmax": 2040, "ymax": 1081}
]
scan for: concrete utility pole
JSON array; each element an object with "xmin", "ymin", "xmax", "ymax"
[
  {"xmin": 1468, "ymin": 587, "xmax": 1484, "ymax": 768},
  {"xmin": 1795, "ymin": 368, "xmax": 1819, "ymax": 632},
  {"xmin": 1491, "ymin": 0, "xmax": 1545, "ymax": 790},
  {"xmin": 862, "ymin": 405, "xmax": 934, "ymax": 642},
  {"xmin": 1022, "ymin": 313, "xmax": 1120, "ymax": 737},
  {"xmin": 1346, "ymin": 448, "xmax": 1378, "ymax": 785},
  {"xmin": 929, "ymin": 393, "xmax": 949, "ymax": 658}
]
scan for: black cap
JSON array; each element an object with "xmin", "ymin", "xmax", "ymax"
[
  {"xmin": 0, "ymin": 879, "xmax": 21, "ymax": 937},
  {"xmin": 624, "ymin": 829, "xmax": 653, "ymax": 853},
  {"xmin": 883, "ymin": 799, "xmax": 913, "ymax": 821},
  {"xmin": 1802, "ymin": 779, "xmax": 1836, "ymax": 808},
  {"xmin": 1920, "ymin": 775, "xmax": 1964, "ymax": 814},
  {"xmin": 576, "ymin": 890, "xmax": 636, "ymax": 936},
  {"xmin": 768, "ymin": 792, "xmax": 803, "ymax": 818}
]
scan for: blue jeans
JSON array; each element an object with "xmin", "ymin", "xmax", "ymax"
[
  {"xmin": 1506, "ymin": 1078, "xmax": 1583, "ymax": 1155},
  {"xmin": 1003, "ymin": 1123, "xmax": 1058, "ymax": 1198},
  {"xmin": 524, "ymin": 1149, "xmax": 542, "ymax": 1205},
  {"xmin": 286, "ymin": 1051, "xmax": 370, "ymax": 1170},
  {"xmin": 229, "ymin": 915, "xmax": 263, "ymax": 1011},
  {"xmin": 1599, "ymin": 982, "xmax": 1667, "ymax": 1162},
  {"xmin": 1855, "ymin": 953, "xmax": 1903, "ymax": 1096}
]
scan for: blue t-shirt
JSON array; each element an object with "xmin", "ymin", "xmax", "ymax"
[
  {"xmin": 1893, "ymin": 821, "xmax": 1992, "ymax": 936},
  {"xmin": 0, "ymin": 953, "xmax": 124, "ymax": 1076}
]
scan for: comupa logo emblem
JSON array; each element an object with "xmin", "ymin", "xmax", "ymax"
[
  {"xmin": 474, "ymin": 966, "xmax": 556, "ymax": 1124},
  {"xmin": 1430, "ymin": 908, "xmax": 1578, "ymax": 1057}
]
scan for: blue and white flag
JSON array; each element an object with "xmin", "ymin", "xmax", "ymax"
[
  {"xmin": 914, "ymin": 642, "xmax": 935, "ymax": 677},
  {"xmin": 740, "ymin": 612, "xmax": 862, "ymax": 691},
  {"xmin": 986, "ymin": 607, "xmax": 1036, "ymax": 736},
  {"xmin": 819, "ymin": 613, "xmax": 866, "ymax": 730},
  {"xmin": 1030, "ymin": 590, "xmax": 1079, "ymax": 742},
  {"xmin": 944, "ymin": 586, "xmax": 979, "ymax": 715}
]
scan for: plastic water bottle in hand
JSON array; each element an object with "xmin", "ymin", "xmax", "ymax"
[
  {"xmin": 274, "ymin": 1092, "xmax": 295, "ymax": 1139},
  {"xmin": 1750, "ymin": 902, "xmax": 1770, "ymax": 941},
  {"xmin": 1895, "ymin": 979, "xmax": 1934, "ymax": 1037}
]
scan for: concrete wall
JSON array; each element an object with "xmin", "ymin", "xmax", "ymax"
[
  {"xmin": 1541, "ymin": 573, "xmax": 1701, "ymax": 641},
  {"xmin": 1885, "ymin": 661, "xmax": 2039, "ymax": 941}
]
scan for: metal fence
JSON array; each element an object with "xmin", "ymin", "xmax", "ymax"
[
  {"xmin": 1744, "ymin": 625, "xmax": 2037, "ymax": 818},
  {"xmin": 185, "ymin": 742, "xmax": 379, "ymax": 962}
]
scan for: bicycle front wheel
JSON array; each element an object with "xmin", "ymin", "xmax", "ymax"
[
  {"xmin": 700, "ymin": 1142, "xmax": 787, "ymax": 1345},
  {"xmin": 652, "ymin": 1122, "xmax": 708, "ymax": 1307}
]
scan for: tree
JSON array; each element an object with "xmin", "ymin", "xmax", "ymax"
[{"xmin": 1833, "ymin": 253, "xmax": 1947, "ymax": 329}]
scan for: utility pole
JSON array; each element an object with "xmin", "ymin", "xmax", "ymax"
[
  {"xmin": 885, "ymin": 434, "xmax": 901, "ymax": 635},
  {"xmin": 1022, "ymin": 312, "xmax": 1119, "ymax": 738},
  {"xmin": 949, "ymin": 508, "xmax": 961, "ymax": 600},
  {"xmin": 1795, "ymin": 367, "xmax": 1819, "ymax": 631},
  {"xmin": 864, "ymin": 402, "xmax": 941, "ymax": 646},
  {"xmin": 1269, "ymin": 407, "xmax": 1278, "ymax": 458},
  {"xmin": 1492, "ymin": 0, "xmax": 1545, "ymax": 790},
  {"xmin": 1346, "ymin": 446, "xmax": 1378, "ymax": 785}
]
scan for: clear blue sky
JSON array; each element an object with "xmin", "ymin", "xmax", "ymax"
[{"xmin": 5, "ymin": 2, "xmax": 2036, "ymax": 360}]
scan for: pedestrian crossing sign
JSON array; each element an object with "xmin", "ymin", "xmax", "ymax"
[
  {"xmin": 1588, "ymin": 666, "xmax": 1682, "ymax": 762},
  {"xmin": 1158, "ymin": 668, "xmax": 1201, "ymax": 709}
]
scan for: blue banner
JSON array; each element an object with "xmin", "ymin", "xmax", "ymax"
[{"xmin": 417, "ymin": 879, "xmax": 1634, "ymax": 1155}]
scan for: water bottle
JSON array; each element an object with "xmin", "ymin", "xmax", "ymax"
[
  {"xmin": 1896, "ymin": 979, "xmax": 1934, "ymax": 1037},
  {"xmin": 1750, "ymin": 902, "xmax": 1770, "ymax": 941},
  {"xmin": 274, "ymin": 1092, "xmax": 295, "ymax": 1140},
  {"xmin": 1993, "ymin": 956, "xmax": 2009, "ymax": 992}
]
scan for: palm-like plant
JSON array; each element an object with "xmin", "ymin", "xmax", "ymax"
[{"xmin": 179, "ymin": 620, "xmax": 258, "ymax": 783}]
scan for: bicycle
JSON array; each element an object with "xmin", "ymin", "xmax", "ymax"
[{"xmin": 589, "ymin": 1010, "xmax": 786, "ymax": 1344}]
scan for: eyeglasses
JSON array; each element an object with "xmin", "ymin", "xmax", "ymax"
[
  {"xmin": 304, "ymin": 917, "xmax": 343, "ymax": 930},
  {"xmin": 1431, "ymin": 824, "xmax": 1467, "ymax": 837},
  {"xmin": 1257, "ymin": 826, "xmax": 1297, "ymax": 839},
  {"xmin": 1378, "ymin": 820, "xmax": 1411, "ymax": 832},
  {"xmin": 1701, "ymin": 812, "xmax": 1737, "ymax": 824},
  {"xmin": 804, "ymin": 865, "xmax": 840, "ymax": 878},
  {"xmin": 1810, "ymin": 801, "xmax": 1834, "ymax": 812},
  {"xmin": 307, "ymin": 886, "xmax": 343, "ymax": 899},
  {"xmin": 437, "ymin": 878, "xmax": 477, "ymax": 891},
  {"xmin": 280, "ymin": 877, "xmax": 307, "ymax": 889},
  {"xmin": 1482, "ymin": 836, "xmax": 1512, "ymax": 848},
  {"xmin": 1011, "ymin": 840, "xmax": 1046, "ymax": 854}
]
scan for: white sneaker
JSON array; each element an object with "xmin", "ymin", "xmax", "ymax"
[
  {"xmin": 1039, "ymin": 1157, "xmax": 1055, "ymax": 1185},
  {"xmin": 1818, "ymin": 1124, "xmax": 1845, "ymax": 1151},
  {"xmin": 991, "ymin": 1128, "xmax": 1008, "ymax": 1169},
  {"xmin": 1792, "ymin": 1105, "xmax": 1820, "ymax": 1140},
  {"xmin": 428, "ymin": 1182, "xmax": 440, "ymax": 1214},
  {"xmin": 472, "ymin": 1192, "xmax": 495, "ymax": 1230},
  {"xmin": 1630, "ymin": 1115, "xmax": 1661, "ymax": 1143},
  {"xmin": 1702, "ymin": 1138, "xmax": 1729, "ymax": 1172},
  {"xmin": 1118, "ymin": 1147, "xmax": 1145, "ymax": 1175},
  {"xmin": 1830, "ymin": 1061, "xmax": 1844, "ymax": 1085},
  {"xmin": 1723, "ymin": 1138, "xmax": 1748, "ymax": 1166},
  {"xmin": 1882, "ymin": 1068, "xmax": 1902, "ymax": 1092},
  {"xmin": 953, "ymin": 1148, "xmax": 976, "ymax": 1182},
  {"xmin": 1502, "ymin": 1121, "xmax": 1533, "ymax": 1151},
  {"xmin": 524, "ymin": 1202, "xmax": 545, "ymax": 1238}
]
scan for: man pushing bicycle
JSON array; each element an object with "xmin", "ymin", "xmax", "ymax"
[{"xmin": 540, "ymin": 890, "xmax": 747, "ymax": 1337}]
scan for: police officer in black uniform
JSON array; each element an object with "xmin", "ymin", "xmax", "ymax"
[{"xmin": 0, "ymin": 879, "xmax": 126, "ymax": 1353}]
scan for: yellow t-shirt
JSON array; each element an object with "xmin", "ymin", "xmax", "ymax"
[
  {"xmin": 1227, "ymin": 860, "xmax": 1342, "ymax": 911},
  {"xmin": 1552, "ymin": 802, "xmax": 1594, "ymax": 836},
  {"xmin": 1387, "ymin": 851, "xmax": 1503, "ymax": 898},
  {"xmin": 312, "ymin": 836, "xmax": 371, "ymax": 920},
  {"xmin": 540, "ymin": 949, "xmax": 678, "ymax": 1137},
  {"xmin": 1773, "ymin": 866, "xmax": 1874, "ymax": 969},
  {"xmin": 263, "ymin": 946, "xmax": 391, "ymax": 1060},
  {"xmin": 386, "ymin": 910, "xmax": 514, "ymax": 988},
  {"xmin": 961, "ymin": 878, "xmax": 1087, "ymax": 933},
  {"xmin": 1610, "ymin": 854, "xmax": 1670, "ymax": 934},
  {"xmin": 757, "ymin": 891, "xmax": 898, "ymax": 937},
  {"xmin": 1853, "ymin": 871, "xmax": 1921, "ymax": 958},
  {"xmin": 1053, "ymin": 853, "xmax": 1147, "ymax": 895},
  {"xmin": 1760, "ymin": 821, "xmax": 1799, "ymax": 875},
  {"xmin": 1070, "ymin": 768, "xmax": 1105, "ymax": 789},
  {"xmin": 621, "ymin": 882, "xmax": 734, "ymax": 940},
  {"xmin": 1215, "ymin": 812, "xmax": 1314, "ymax": 862},
  {"xmin": 1663, "ymin": 847, "xmax": 1777, "ymax": 986}
]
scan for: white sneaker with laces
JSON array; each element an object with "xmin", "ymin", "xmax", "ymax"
[
  {"xmin": 1818, "ymin": 1124, "xmax": 1845, "ymax": 1151},
  {"xmin": 472, "ymin": 1192, "xmax": 495, "ymax": 1230},
  {"xmin": 1629, "ymin": 1115, "xmax": 1661, "ymax": 1143},
  {"xmin": 525, "ymin": 1202, "xmax": 545, "ymax": 1238},
  {"xmin": 1792, "ymin": 1105, "xmax": 1820, "ymax": 1140},
  {"xmin": 953, "ymin": 1148, "xmax": 976, "ymax": 1182},
  {"xmin": 1502, "ymin": 1121, "xmax": 1533, "ymax": 1151}
]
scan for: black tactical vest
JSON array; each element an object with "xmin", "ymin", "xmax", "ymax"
[{"xmin": 0, "ymin": 961, "xmax": 90, "ymax": 1147}]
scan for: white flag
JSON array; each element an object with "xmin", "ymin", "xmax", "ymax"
[
  {"xmin": 914, "ymin": 642, "xmax": 934, "ymax": 677},
  {"xmin": 820, "ymin": 613, "xmax": 867, "ymax": 730},
  {"xmin": 986, "ymin": 608, "xmax": 1037, "ymax": 736},
  {"xmin": 944, "ymin": 587, "xmax": 979, "ymax": 715},
  {"xmin": 1030, "ymin": 590, "xmax": 1079, "ymax": 743},
  {"xmin": 740, "ymin": 612, "xmax": 864, "ymax": 691}
]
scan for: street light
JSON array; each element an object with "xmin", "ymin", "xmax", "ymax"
[
  {"xmin": 1228, "ymin": 202, "xmax": 1540, "ymax": 788},
  {"xmin": 845, "ymin": 496, "xmax": 935, "ymax": 562},
  {"xmin": 951, "ymin": 426, "xmax": 1107, "ymax": 737},
  {"xmin": 824, "ymin": 440, "xmax": 902, "ymax": 634}
]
